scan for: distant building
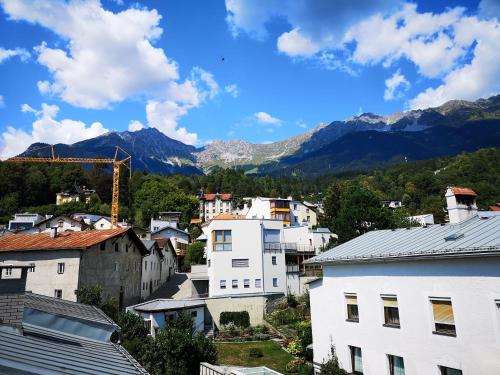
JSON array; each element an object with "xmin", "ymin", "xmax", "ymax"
[
  {"xmin": 141, "ymin": 240, "xmax": 163, "ymax": 300},
  {"xmin": 155, "ymin": 238, "xmax": 177, "ymax": 282},
  {"xmin": 8, "ymin": 213, "xmax": 46, "ymax": 232},
  {"xmin": 151, "ymin": 225, "xmax": 190, "ymax": 260},
  {"xmin": 381, "ymin": 200, "xmax": 403, "ymax": 209},
  {"xmin": 306, "ymin": 209, "xmax": 500, "ymax": 374},
  {"xmin": 199, "ymin": 193, "xmax": 234, "ymax": 222},
  {"xmin": 446, "ymin": 187, "xmax": 478, "ymax": 224},
  {"xmin": 0, "ymin": 265, "xmax": 148, "ymax": 375},
  {"xmin": 35, "ymin": 214, "xmax": 88, "ymax": 233},
  {"xmin": 490, "ymin": 203, "xmax": 500, "ymax": 211},
  {"xmin": 290, "ymin": 200, "xmax": 318, "ymax": 228},
  {"xmin": 0, "ymin": 228, "xmax": 147, "ymax": 308},
  {"xmin": 56, "ymin": 184, "xmax": 96, "ymax": 205},
  {"xmin": 246, "ymin": 197, "xmax": 292, "ymax": 226},
  {"xmin": 206, "ymin": 217, "xmax": 286, "ymax": 297},
  {"xmin": 151, "ymin": 211, "xmax": 181, "ymax": 231},
  {"xmin": 407, "ymin": 213, "xmax": 435, "ymax": 226}
]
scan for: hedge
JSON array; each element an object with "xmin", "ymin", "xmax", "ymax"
[{"xmin": 220, "ymin": 311, "xmax": 250, "ymax": 328}]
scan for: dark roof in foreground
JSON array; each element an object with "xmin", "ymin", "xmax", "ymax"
[
  {"xmin": 0, "ymin": 324, "xmax": 148, "ymax": 375},
  {"xmin": 306, "ymin": 214, "xmax": 500, "ymax": 265}
]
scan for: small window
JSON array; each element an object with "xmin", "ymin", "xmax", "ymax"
[
  {"xmin": 114, "ymin": 262, "xmax": 118, "ymax": 272},
  {"xmin": 191, "ymin": 310, "xmax": 197, "ymax": 318},
  {"xmin": 220, "ymin": 280, "xmax": 226, "ymax": 289},
  {"xmin": 346, "ymin": 294, "xmax": 359, "ymax": 322},
  {"xmin": 382, "ymin": 296, "xmax": 400, "ymax": 327},
  {"xmin": 214, "ymin": 230, "xmax": 232, "ymax": 251},
  {"xmin": 272, "ymin": 256, "xmax": 277, "ymax": 265},
  {"xmin": 114, "ymin": 243, "xmax": 119, "ymax": 252},
  {"xmin": 54, "ymin": 289, "xmax": 62, "ymax": 299},
  {"xmin": 255, "ymin": 279, "xmax": 262, "ymax": 288},
  {"xmin": 349, "ymin": 346, "xmax": 363, "ymax": 374},
  {"xmin": 388, "ymin": 355, "xmax": 405, "ymax": 375},
  {"xmin": 45, "ymin": 223, "xmax": 50, "ymax": 229},
  {"xmin": 5, "ymin": 267, "xmax": 12, "ymax": 276},
  {"xmin": 57, "ymin": 220, "xmax": 63, "ymax": 228},
  {"xmin": 431, "ymin": 299, "xmax": 456, "ymax": 336},
  {"xmin": 439, "ymin": 366, "xmax": 462, "ymax": 375},
  {"xmin": 57, "ymin": 263, "xmax": 65, "ymax": 274},
  {"xmin": 232, "ymin": 279, "xmax": 238, "ymax": 289},
  {"xmin": 272, "ymin": 278, "xmax": 278, "ymax": 287},
  {"xmin": 232, "ymin": 259, "xmax": 249, "ymax": 268},
  {"xmin": 28, "ymin": 263, "xmax": 35, "ymax": 272},
  {"xmin": 126, "ymin": 244, "xmax": 129, "ymax": 252},
  {"xmin": 100, "ymin": 242, "xmax": 105, "ymax": 251},
  {"xmin": 144, "ymin": 320, "xmax": 152, "ymax": 334},
  {"xmin": 145, "ymin": 261, "xmax": 148, "ymax": 270},
  {"xmin": 244, "ymin": 279, "xmax": 250, "ymax": 288}
]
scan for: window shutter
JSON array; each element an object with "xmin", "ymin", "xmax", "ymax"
[
  {"xmin": 345, "ymin": 294, "xmax": 357, "ymax": 304},
  {"xmin": 232, "ymin": 259, "xmax": 249, "ymax": 268},
  {"xmin": 432, "ymin": 300, "xmax": 454, "ymax": 324},
  {"xmin": 383, "ymin": 297, "xmax": 398, "ymax": 308}
]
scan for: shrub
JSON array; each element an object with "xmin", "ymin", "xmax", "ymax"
[
  {"xmin": 220, "ymin": 311, "xmax": 250, "ymax": 328},
  {"xmin": 286, "ymin": 358, "xmax": 305, "ymax": 373},
  {"xmin": 320, "ymin": 345, "xmax": 348, "ymax": 375},
  {"xmin": 287, "ymin": 293, "xmax": 298, "ymax": 308},
  {"xmin": 285, "ymin": 340, "xmax": 304, "ymax": 356},
  {"xmin": 248, "ymin": 348, "xmax": 264, "ymax": 358},
  {"xmin": 297, "ymin": 320, "xmax": 312, "ymax": 347}
]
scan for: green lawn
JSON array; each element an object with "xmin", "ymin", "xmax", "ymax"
[{"xmin": 215, "ymin": 340, "xmax": 294, "ymax": 373}]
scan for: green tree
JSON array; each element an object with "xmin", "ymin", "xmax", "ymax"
[{"xmin": 184, "ymin": 242, "xmax": 206, "ymax": 267}]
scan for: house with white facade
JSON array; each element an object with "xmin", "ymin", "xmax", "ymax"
[
  {"xmin": 151, "ymin": 225, "xmax": 190, "ymax": 259},
  {"xmin": 199, "ymin": 193, "xmax": 234, "ymax": 222},
  {"xmin": 305, "ymin": 188, "xmax": 500, "ymax": 375},
  {"xmin": 150, "ymin": 212, "xmax": 181, "ymax": 231},
  {"xmin": 0, "ymin": 228, "xmax": 147, "ymax": 308},
  {"xmin": 407, "ymin": 213, "xmax": 435, "ymax": 226},
  {"xmin": 155, "ymin": 238, "xmax": 177, "ymax": 281},
  {"xmin": 206, "ymin": 217, "xmax": 287, "ymax": 297},
  {"xmin": 290, "ymin": 200, "xmax": 318, "ymax": 228},
  {"xmin": 35, "ymin": 215, "xmax": 88, "ymax": 233},
  {"xmin": 246, "ymin": 197, "xmax": 292, "ymax": 226},
  {"xmin": 141, "ymin": 240, "xmax": 163, "ymax": 300}
]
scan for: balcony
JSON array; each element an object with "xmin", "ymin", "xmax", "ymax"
[
  {"xmin": 286, "ymin": 264, "xmax": 300, "ymax": 273},
  {"xmin": 263, "ymin": 242, "xmax": 316, "ymax": 254},
  {"xmin": 263, "ymin": 242, "xmax": 282, "ymax": 253}
]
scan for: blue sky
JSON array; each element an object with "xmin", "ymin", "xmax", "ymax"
[{"xmin": 0, "ymin": 0, "xmax": 499, "ymax": 157}]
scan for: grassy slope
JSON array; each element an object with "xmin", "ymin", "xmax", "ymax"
[{"xmin": 216, "ymin": 340, "xmax": 294, "ymax": 373}]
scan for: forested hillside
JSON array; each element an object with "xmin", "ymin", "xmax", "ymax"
[{"xmin": 0, "ymin": 148, "xmax": 498, "ymax": 232}]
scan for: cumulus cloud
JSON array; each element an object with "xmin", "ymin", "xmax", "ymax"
[
  {"xmin": 146, "ymin": 67, "xmax": 219, "ymax": 145},
  {"xmin": 254, "ymin": 111, "xmax": 282, "ymax": 125},
  {"xmin": 225, "ymin": 84, "xmax": 239, "ymax": 98},
  {"xmin": 0, "ymin": 103, "xmax": 108, "ymax": 159},
  {"xmin": 1, "ymin": 0, "xmax": 179, "ymax": 109},
  {"xmin": 128, "ymin": 120, "xmax": 144, "ymax": 132},
  {"xmin": 20, "ymin": 103, "xmax": 36, "ymax": 113},
  {"xmin": 0, "ymin": 47, "xmax": 30, "ymax": 64},
  {"xmin": 384, "ymin": 70, "xmax": 410, "ymax": 101}
]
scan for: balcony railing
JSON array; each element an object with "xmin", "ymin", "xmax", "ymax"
[
  {"xmin": 263, "ymin": 242, "xmax": 316, "ymax": 253},
  {"xmin": 286, "ymin": 264, "xmax": 300, "ymax": 273},
  {"xmin": 263, "ymin": 242, "xmax": 282, "ymax": 253}
]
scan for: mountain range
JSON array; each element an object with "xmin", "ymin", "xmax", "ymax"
[{"xmin": 20, "ymin": 95, "xmax": 500, "ymax": 177}]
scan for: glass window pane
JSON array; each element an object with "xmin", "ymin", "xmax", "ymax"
[
  {"xmin": 223, "ymin": 243, "xmax": 232, "ymax": 251},
  {"xmin": 223, "ymin": 230, "xmax": 232, "ymax": 242},
  {"xmin": 215, "ymin": 231, "xmax": 223, "ymax": 242},
  {"xmin": 215, "ymin": 243, "xmax": 223, "ymax": 251},
  {"xmin": 354, "ymin": 347, "xmax": 363, "ymax": 372}
]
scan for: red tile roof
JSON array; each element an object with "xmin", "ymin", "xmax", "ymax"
[
  {"xmin": 451, "ymin": 187, "xmax": 477, "ymax": 196},
  {"xmin": 0, "ymin": 227, "xmax": 129, "ymax": 252},
  {"xmin": 490, "ymin": 203, "xmax": 500, "ymax": 212},
  {"xmin": 202, "ymin": 193, "xmax": 232, "ymax": 201}
]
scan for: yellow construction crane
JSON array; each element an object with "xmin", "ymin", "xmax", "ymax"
[{"xmin": 6, "ymin": 145, "xmax": 131, "ymax": 228}]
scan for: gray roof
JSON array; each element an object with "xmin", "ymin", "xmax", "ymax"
[
  {"xmin": 129, "ymin": 298, "xmax": 205, "ymax": 312},
  {"xmin": 141, "ymin": 240, "xmax": 156, "ymax": 251},
  {"xmin": 23, "ymin": 293, "xmax": 117, "ymax": 327},
  {"xmin": 0, "ymin": 324, "xmax": 148, "ymax": 374},
  {"xmin": 306, "ymin": 214, "xmax": 500, "ymax": 264}
]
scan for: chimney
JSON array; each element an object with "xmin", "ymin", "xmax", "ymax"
[
  {"xmin": 50, "ymin": 227, "xmax": 57, "ymax": 239},
  {"xmin": 445, "ymin": 187, "xmax": 478, "ymax": 224}
]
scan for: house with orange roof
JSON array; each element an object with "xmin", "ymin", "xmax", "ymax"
[
  {"xmin": 0, "ymin": 227, "xmax": 148, "ymax": 308},
  {"xmin": 198, "ymin": 193, "xmax": 234, "ymax": 221}
]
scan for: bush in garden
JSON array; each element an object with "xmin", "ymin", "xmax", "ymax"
[
  {"xmin": 320, "ymin": 345, "xmax": 348, "ymax": 375},
  {"xmin": 287, "ymin": 292, "xmax": 298, "ymax": 308},
  {"xmin": 286, "ymin": 358, "xmax": 305, "ymax": 373},
  {"xmin": 285, "ymin": 340, "xmax": 304, "ymax": 356},
  {"xmin": 248, "ymin": 348, "xmax": 264, "ymax": 358},
  {"xmin": 297, "ymin": 320, "xmax": 312, "ymax": 348},
  {"xmin": 220, "ymin": 311, "xmax": 250, "ymax": 328}
]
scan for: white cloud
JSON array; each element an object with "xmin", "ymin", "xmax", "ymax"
[
  {"xmin": 0, "ymin": 95, "xmax": 4, "ymax": 108},
  {"xmin": 0, "ymin": 47, "xmax": 30, "ymax": 63},
  {"xmin": 384, "ymin": 69, "xmax": 410, "ymax": 101},
  {"xmin": 146, "ymin": 67, "xmax": 219, "ymax": 145},
  {"xmin": 277, "ymin": 28, "xmax": 320, "ymax": 57},
  {"xmin": 128, "ymin": 120, "xmax": 144, "ymax": 132},
  {"xmin": 296, "ymin": 121, "xmax": 308, "ymax": 129},
  {"xmin": 1, "ymin": 0, "xmax": 179, "ymax": 109},
  {"xmin": 479, "ymin": 0, "xmax": 500, "ymax": 20},
  {"xmin": 0, "ymin": 103, "xmax": 108, "ymax": 159},
  {"xmin": 20, "ymin": 103, "xmax": 36, "ymax": 113},
  {"xmin": 225, "ymin": 84, "xmax": 239, "ymax": 98},
  {"xmin": 254, "ymin": 111, "xmax": 282, "ymax": 125}
]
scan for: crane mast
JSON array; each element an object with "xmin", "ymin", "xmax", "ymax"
[{"xmin": 6, "ymin": 145, "xmax": 131, "ymax": 228}]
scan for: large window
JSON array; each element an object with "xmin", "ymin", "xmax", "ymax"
[
  {"xmin": 388, "ymin": 355, "xmax": 405, "ymax": 375},
  {"xmin": 431, "ymin": 299, "xmax": 456, "ymax": 336},
  {"xmin": 349, "ymin": 346, "xmax": 363, "ymax": 374},
  {"xmin": 346, "ymin": 294, "xmax": 359, "ymax": 322},
  {"xmin": 439, "ymin": 366, "xmax": 462, "ymax": 375},
  {"xmin": 213, "ymin": 230, "xmax": 232, "ymax": 251},
  {"xmin": 263, "ymin": 229, "xmax": 280, "ymax": 243},
  {"xmin": 382, "ymin": 296, "xmax": 400, "ymax": 327}
]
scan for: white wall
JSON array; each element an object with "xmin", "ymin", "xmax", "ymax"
[
  {"xmin": 94, "ymin": 217, "xmax": 112, "ymax": 230},
  {"xmin": 290, "ymin": 201, "xmax": 317, "ymax": 228},
  {"xmin": 141, "ymin": 248, "xmax": 162, "ymax": 299},
  {"xmin": 0, "ymin": 250, "xmax": 81, "ymax": 301},
  {"xmin": 245, "ymin": 199, "xmax": 271, "ymax": 220},
  {"xmin": 206, "ymin": 219, "xmax": 286, "ymax": 297},
  {"xmin": 310, "ymin": 257, "xmax": 500, "ymax": 374},
  {"xmin": 37, "ymin": 217, "xmax": 85, "ymax": 233}
]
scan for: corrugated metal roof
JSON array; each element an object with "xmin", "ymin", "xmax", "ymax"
[
  {"xmin": 0, "ymin": 325, "xmax": 149, "ymax": 374},
  {"xmin": 0, "ymin": 228, "xmax": 128, "ymax": 251},
  {"xmin": 24, "ymin": 293, "xmax": 117, "ymax": 327},
  {"xmin": 129, "ymin": 298, "xmax": 205, "ymax": 312},
  {"xmin": 306, "ymin": 214, "xmax": 500, "ymax": 264}
]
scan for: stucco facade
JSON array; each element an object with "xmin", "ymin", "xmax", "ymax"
[{"xmin": 310, "ymin": 257, "xmax": 500, "ymax": 374}]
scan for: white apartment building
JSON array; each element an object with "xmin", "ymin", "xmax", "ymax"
[
  {"xmin": 290, "ymin": 200, "xmax": 318, "ymax": 228},
  {"xmin": 306, "ymin": 212, "xmax": 500, "ymax": 375},
  {"xmin": 199, "ymin": 193, "xmax": 234, "ymax": 221},
  {"xmin": 206, "ymin": 217, "xmax": 286, "ymax": 297},
  {"xmin": 0, "ymin": 228, "xmax": 147, "ymax": 308}
]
